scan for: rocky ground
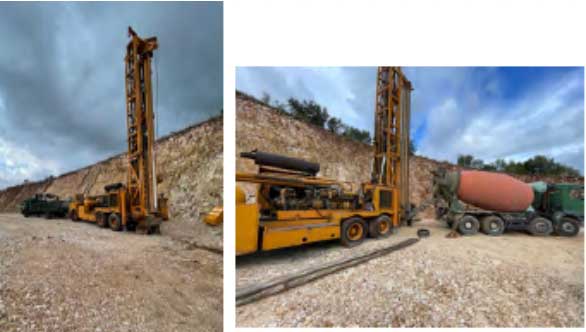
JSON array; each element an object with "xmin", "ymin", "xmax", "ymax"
[
  {"xmin": 236, "ymin": 219, "xmax": 584, "ymax": 328},
  {"xmin": 0, "ymin": 213, "xmax": 222, "ymax": 332}
]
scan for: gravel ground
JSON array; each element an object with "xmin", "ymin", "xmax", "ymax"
[
  {"xmin": 0, "ymin": 213, "xmax": 222, "ymax": 332},
  {"xmin": 236, "ymin": 219, "xmax": 584, "ymax": 327}
]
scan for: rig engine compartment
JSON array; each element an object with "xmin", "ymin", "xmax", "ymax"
[{"xmin": 260, "ymin": 184, "xmax": 359, "ymax": 217}]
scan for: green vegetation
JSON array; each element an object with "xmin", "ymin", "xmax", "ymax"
[
  {"xmin": 258, "ymin": 92, "xmax": 417, "ymax": 155},
  {"xmin": 260, "ymin": 92, "xmax": 417, "ymax": 155},
  {"xmin": 457, "ymin": 154, "xmax": 581, "ymax": 177},
  {"xmin": 260, "ymin": 92, "xmax": 372, "ymax": 144}
]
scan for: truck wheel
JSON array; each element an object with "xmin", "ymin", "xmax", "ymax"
[
  {"xmin": 44, "ymin": 212, "xmax": 52, "ymax": 220},
  {"xmin": 480, "ymin": 215, "xmax": 505, "ymax": 236},
  {"xmin": 556, "ymin": 217, "xmax": 579, "ymax": 237},
  {"xmin": 458, "ymin": 215, "xmax": 479, "ymax": 235},
  {"xmin": 341, "ymin": 217, "xmax": 366, "ymax": 247},
  {"xmin": 108, "ymin": 213, "xmax": 122, "ymax": 232},
  {"xmin": 368, "ymin": 215, "xmax": 393, "ymax": 238},
  {"xmin": 528, "ymin": 217, "xmax": 553, "ymax": 236},
  {"xmin": 96, "ymin": 213, "xmax": 108, "ymax": 228}
]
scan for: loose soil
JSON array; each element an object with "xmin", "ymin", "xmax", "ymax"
[{"xmin": 0, "ymin": 213, "xmax": 222, "ymax": 332}]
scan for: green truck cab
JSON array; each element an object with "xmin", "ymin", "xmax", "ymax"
[
  {"xmin": 534, "ymin": 183, "xmax": 584, "ymax": 236},
  {"xmin": 20, "ymin": 193, "xmax": 69, "ymax": 219}
]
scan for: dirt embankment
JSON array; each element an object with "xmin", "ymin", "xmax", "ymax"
[
  {"xmin": 236, "ymin": 91, "xmax": 583, "ymax": 216},
  {"xmin": 0, "ymin": 117, "xmax": 223, "ymax": 250}
]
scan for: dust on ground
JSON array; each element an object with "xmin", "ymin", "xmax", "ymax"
[
  {"xmin": 236, "ymin": 219, "xmax": 584, "ymax": 328},
  {"xmin": 0, "ymin": 213, "xmax": 222, "ymax": 332}
]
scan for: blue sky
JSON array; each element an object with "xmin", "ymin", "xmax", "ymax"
[{"xmin": 236, "ymin": 67, "xmax": 584, "ymax": 174}]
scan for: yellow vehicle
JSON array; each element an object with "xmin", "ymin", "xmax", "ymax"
[
  {"xmin": 234, "ymin": 67, "xmax": 413, "ymax": 255},
  {"xmin": 69, "ymin": 27, "xmax": 168, "ymax": 234},
  {"xmin": 69, "ymin": 183, "xmax": 168, "ymax": 232}
]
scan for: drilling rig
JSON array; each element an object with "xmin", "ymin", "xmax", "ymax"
[
  {"xmin": 232, "ymin": 67, "xmax": 412, "ymax": 255},
  {"xmin": 69, "ymin": 27, "xmax": 168, "ymax": 234}
]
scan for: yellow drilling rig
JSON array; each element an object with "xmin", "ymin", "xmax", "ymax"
[
  {"xmin": 69, "ymin": 27, "xmax": 168, "ymax": 234},
  {"xmin": 229, "ymin": 67, "xmax": 412, "ymax": 255}
]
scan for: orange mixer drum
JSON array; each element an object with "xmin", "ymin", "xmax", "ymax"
[{"xmin": 457, "ymin": 170, "xmax": 534, "ymax": 212}]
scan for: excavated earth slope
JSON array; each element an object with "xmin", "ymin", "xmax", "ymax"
[
  {"xmin": 236, "ymin": 91, "xmax": 583, "ymax": 217},
  {"xmin": 0, "ymin": 117, "xmax": 223, "ymax": 250}
]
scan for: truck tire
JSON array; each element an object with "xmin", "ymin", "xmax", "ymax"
[
  {"xmin": 528, "ymin": 217, "xmax": 553, "ymax": 236},
  {"xmin": 458, "ymin": 215, "xmax": 479, "ymax": 235},
  {"xmin": 480, "ymin": 215, "xmax": 505, "ymax": 236},
  {"xmin": 368, "ymin": 215, "xmax": 393, "ymax": 238},
  {"xmin": 556, "ymin": 217, "xmax": 580, "ymax": 237},
  {"xmin": 108, "ymin": 213, "xmax": 123, "ymax": 232},
  {"xmin": 341, "ymin": 217, "xmax": 366, "ymax": 247},
  {"xmin": 44, "ymin": 212, "xmax": 52, "ymax": 220},
  {"xmin": 96, "ymin": 213, "xmax": 108, "ymax": 228}
]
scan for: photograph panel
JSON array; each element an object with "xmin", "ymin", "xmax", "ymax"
[
  {"xmin": 0, "ymin": 2, "xmax": 223, "ymax": 332},
  {"xmin": 234, "ymin": 66, "xmax": 584, "ymax": 328}
]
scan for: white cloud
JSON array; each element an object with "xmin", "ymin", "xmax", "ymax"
[
  {"xmin": 0, "ymin": 137, "xmax": 61, "ymax": 189},
  {"xmin": 418, "ymin": 69, "xmax": 584, "ymax": 173}
]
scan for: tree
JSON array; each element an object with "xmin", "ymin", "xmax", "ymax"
[
  {"xmin": 409, "ymin": 140, "xmax": 417, "ymax": 156},
  {"xmin": 457, "ymin": 154, "xmax": 474, "ymax": 168},
  {"xmin": 522, "ymin": 155, "xmax": 580, "ymax": 177},
  {"xmin": 470, "ymin": 158, "xmax": 485, "ymax": 169},
  {"xmin": 272, "ymin": 100, "xmax": 289, "ymax": 117},
  {"xmin": 287, "ymin": 98, "xmax": 330, "ymax": 128},
  {"xmin": 341, "ymin": 125, "xmax": 371, "ymax": 144},
  {"xmin": 326, "ymin": 117, "xmax": 343, "ymax": 134},
  {"xmin": 494, "ymin": 158, "xmax": 507, "ymax": 171},
  {"xmin": 456, "ymin": 154, "xmax": 581, "ymax": 177},
  {"xmin": 261, "ymin": 92, "xmax": 271, "ymax": 104}
]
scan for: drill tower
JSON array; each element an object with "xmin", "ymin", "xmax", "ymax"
[{"xmin": 125, "ymin": 27, "xmax": 158, "ymax": 221}]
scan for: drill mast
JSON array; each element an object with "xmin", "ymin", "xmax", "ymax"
[
  {"xmin": 125, "ymin": 27, "xmax": 158, "ymax": 218},
  {"xmin": 372, "ymin": 67, "xmax": 412, "ymax": 217}
]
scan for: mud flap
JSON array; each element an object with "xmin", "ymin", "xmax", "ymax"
[
  {"xmin": 446, "ymin": 215, "xmax": 461, "ymax": 238},
  {"xmin": 136, "ymin": 215, "xmax": 162, "ymax": 235}
]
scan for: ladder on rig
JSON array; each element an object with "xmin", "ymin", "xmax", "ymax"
[
  {"xmin": 124, "ymin": 26, "xmax": 158, "ymax": 220},
  {"xmin": 372, "ymin": 67, "xmax": 412, "ymax": 223}
]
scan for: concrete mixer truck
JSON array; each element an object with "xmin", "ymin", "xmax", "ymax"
[{"xmin": 432, "ymin": 168, "xmax": 583, "ymax": 237}]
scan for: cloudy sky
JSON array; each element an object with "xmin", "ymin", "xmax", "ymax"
[
  {"xmin": 237, "ymin": 67, "xmax": 584, "ymax": 174},
  {"xmin": 0, "ymin": 2, "xmax": 222, "ymax": 190}
]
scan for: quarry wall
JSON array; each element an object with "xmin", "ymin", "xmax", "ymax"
[
  {"xmin": 236, "ymin": 91, "xmax": 583, "ymax": 217},
  {"xmin": 0, "ymin": 116, "xmax": 223, "ymax": 250}
]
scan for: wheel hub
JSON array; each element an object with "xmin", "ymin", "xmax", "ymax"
[
  {"xmin": 379, "ymin": 221, "xmax": 389, "ymax": 233},
  {"xmin": 562, "ymin": 222, "xmax": 575, "ymax": 232},
  {"xmin": 348, "ymin": 224, "xmax": 362, "ymax": 240}
]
